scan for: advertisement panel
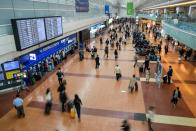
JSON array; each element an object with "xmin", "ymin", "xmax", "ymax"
[
  {"xmin": 127, "ymin": 2, "xmax": 133, "ymax": 15},
  {"xmin": 75, "ymin": 0, "xmax": 89, "ymax": 12},
  {"xmin": 105, "ymin": 5, "xmax": 109, "ymax": 14}
]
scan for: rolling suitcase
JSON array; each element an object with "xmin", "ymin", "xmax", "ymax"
[{"xmin": 70, "ymin": 108, "xmax": 75, "ymax": 119}]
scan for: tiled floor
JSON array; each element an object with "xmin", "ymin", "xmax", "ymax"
[{"xmin": 0, "ymin": 23, "xmax": 196, "ymax": 131}]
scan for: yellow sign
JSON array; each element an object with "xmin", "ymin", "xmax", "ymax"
[{"xmin": 5, "ymin": 70, "xmax": 21, "ymax": 79}]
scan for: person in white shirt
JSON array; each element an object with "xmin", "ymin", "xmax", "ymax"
[
  {"xmin": 114, "ymin": 65, "xmax": 121, "ymax": 80},
  {"xmin": 146, "ymin": 68, "xmax": 151, "ymax": 83},
  {"xmin": 129, "ymin": 75, "xmax": 136, "ymax": 92},
  {"xmin": 45, "ymin": 88, "xmax": 52, "ymax": 115}
]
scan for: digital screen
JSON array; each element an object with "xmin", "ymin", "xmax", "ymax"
[
  {"xmin": 12, "ymin": 18, "xmax": 46, "ymax": 50},
  {"xmin": 3, "ymin": 61, "xmax": 20, "ymax": 72},
  {"xmin": 0, "ymin": 73, "xmax": 4, "ymax": 81},
  {"xmin": 5, "ymin": 70, "xmax": 21, "ymax": 80},
  {"xmin": 45, "ymin": 17, "xmax": 63, "ymax": 40}
]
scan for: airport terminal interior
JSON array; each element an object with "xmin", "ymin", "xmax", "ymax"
[{"xmin": 0, "ymin": 0, "xmax": 196, "ymax": 131}]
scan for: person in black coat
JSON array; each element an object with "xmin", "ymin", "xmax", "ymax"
[
  {"xmin": 60, "ymin": 90, "xmax": 67, "ymax": 112},
  {"xmin": 114, "ymin": 49, "xmax": 118, "ymax": 60},
  {"xmin": 74, "ymin": 94, "xmax": 82, "ymax": 121},
  {"xmin": 121, "ymin": 120, "xmax": 130, "ymax": 131},
  {"xmin": 95, "ymin": 55, "xmax": 100, "ymax": 69},
  {"xmin": 165, "ymin": 45, "xmax": 168, "ymax": 54},
  {"xmin": 167, "ymin": 66, "xmax": 173, "ymax": 84},
  {"xmin": 171, "ymin": 87, "xmax": 182, "ymax": 108},
  {"xmin": 143, "ymin": 58, "xmax": 150, "ymax": 72}
]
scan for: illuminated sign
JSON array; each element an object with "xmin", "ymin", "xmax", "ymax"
[
  {"xmin": 5, "ymin": 70, "xmax": 21, "ymax": 79},
  {"xmin": 29, "ymin": 53, "xmax": 36, "ymax": 60}
]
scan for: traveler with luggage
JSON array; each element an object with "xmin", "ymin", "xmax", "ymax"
[
  {"xmin": 114, "ymin": 49, "xmax": 118, "ymax": 60},
  {"xmin": 171, "ymin": 87, "xmax": 182, "ymax": 108},
  {"xmin": 56, "ymin": 68, "xmax": 64, "ymax": 85},
  {"xmin": 128, "ymin": 75, "xmax": 136, "ymax": 93},
  {"xmin": 45, "ymin": 88, "xmax": 52, "ymax": 115},
  {"xmin": 95, "ymin": 55, "xmax": 100, "ymax": 69},
  {"xmin": 13, "ymin": 94, "xmax": 25, "ymax": 118},
  {"xmin": 73, "ymin": 94, "xmax": 82, "ymax": 121},
  {"xmin": 114, "ymin": 65, "xmax": 121, "ymax": 81}
]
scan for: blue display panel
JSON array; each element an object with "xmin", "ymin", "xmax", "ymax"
[
  {"xmin": 3, "ymin": 61, "xmax": 20, "ymax": 72},
  {"xmin": 0, "ymin": 73, "xmax": 4, "ymax": 81},
  {"xmin": 12, "ymin": 18, "xmax": 46, "ymax": 50},
  {"xmin": 75, "ymin": 0, "xmax": 89, "ymax": 12},
  {"xmin": 45, "ymin": 17, "xmax": 63, "ymax": 40}
]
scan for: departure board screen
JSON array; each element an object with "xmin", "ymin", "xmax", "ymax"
[
  {"xmin": 45, "ymin": 17, "xmax": 63, "ymax": 40},
  {"xmin": 12, "ymin": 18, "xmax": 46, "ymax": 50}
]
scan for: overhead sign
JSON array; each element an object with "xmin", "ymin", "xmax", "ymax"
[
  {"xmin": 127, "ymin": 2, "xmax": 133, "ymax": 15},
  {"xmin": 29, "ymin": 54, "xmax": 36, "ymax": 61},
  {"xmin": 105, "ymin": 5, "xmax": 109, "ymax": 14},
  {"xmin": 75, "ymin": 0, "xmax": 89, "ymax": 12}
]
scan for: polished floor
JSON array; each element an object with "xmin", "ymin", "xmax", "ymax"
[{"xmin": 0, "ymin": 23, "xmax": 196, "ymax": 131}]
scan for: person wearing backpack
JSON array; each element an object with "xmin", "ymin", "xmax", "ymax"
[{"xmin": 56, "ymin": 68, "xmax": 64, "ymax": 85}]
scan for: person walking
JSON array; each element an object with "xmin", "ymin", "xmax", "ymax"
[
  {"xmin": 56, "ymin": 68, "xmax": 64, "ymax": 85},
  {"xmin": 165, "ymin": 45, "xmax": 168, "ymax": 54},
  {"xmin": 171, "ymin": 87, "xmax": 182, "ymax": 108},
  {"xmin": 146, "ymin": 68, "xmax": 151, "ymax": 83},
  {"xmin": 143, "ymin": 58, "xmax": 150, "ymax": 72},
  {"xmin": 60, "ymin": 90, "xmax": 68, "ymax": 112},
  {"xmin": 105, "ymin": 39, "xmax": 109, "ymax": 46},
  {"xmin": 13, "ymin": 94, "xmax": 25, "ymax": 118},
  {"xmin": 133, "ymin": 53, "xmax": 139, "ymax": 68},
  {"xmin": 121, "ymin": 120, "xmax": 130, "ymax": 131},
  {"xmin": 158, "ymin": 44, "xmax": 162, "ymax": 54},
  {"xmin": 95, "ymin": 55, "xmax": 100, "ymax": 69},
  {"xmin": 100, "ymin": 37, "xmax": 103, "ymax": 45},
  {"xmin": 114, "ymin": 65, "xmax": 121, "ymax": 80},
  {"xmin": 45, "ymin": 88, "xmax": 52, "ymax": 115},
  {"xmin": 114, "ymin": 49, "xmax": 118, "ymax": 60},
  {"xmin": 147, "ymin": 106, "xmax": 155, "ymax": 131},
  {"xmin": 129, "ymin": 75, "xmax": 136, "ymax": 93},
  {"xmin": 167, "ymin": 66, "xmax": 173, "ymax": 84},
  {"xmin": 73, "ymin": 94, "xmax": 82, "ymax": 121},
  {"xmin": 104, "ymin": 45, "xmax": 109, "ymax": 58}
]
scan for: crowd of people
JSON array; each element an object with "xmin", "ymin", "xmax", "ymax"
[{"xmin": 12, "ymin": 18, "xmax": 188, "ymax": 131}]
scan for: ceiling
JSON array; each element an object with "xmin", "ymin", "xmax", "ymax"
[{"xmin": 106, "ymin": 0, "xmax": 181, "ymax": 9}]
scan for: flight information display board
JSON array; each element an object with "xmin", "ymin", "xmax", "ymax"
[
  {"xmin": 12, "ymin": 18, "xmax": 46, "ymax": 50},
  {"xmin": 45, "ymin": 17, "xmax": 63, "ymax": 40}
]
